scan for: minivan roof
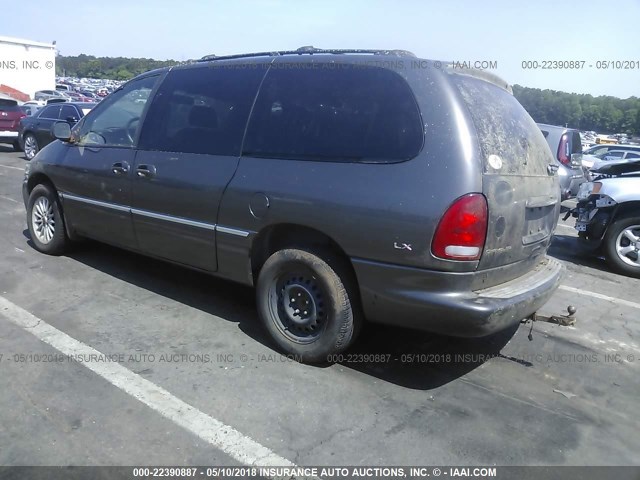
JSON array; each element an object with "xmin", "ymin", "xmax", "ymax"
[
  {"xmin": 193, "ymin": 46, "xmax": 512, "ymax": 94},
  {"xmin": 197, "ymin": 47, "xmax": 417, "ymax": 62},
  {"xmin": 128, "ymin": 47, "xmax": 513, "ymax": 97}
]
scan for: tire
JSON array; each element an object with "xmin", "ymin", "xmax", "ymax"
[
  {"xmin": 23, "ymin": 133, "xmax": 39, "ymax": 160},
  {"xmin": 12, "ymin": 141, "xmax": 22, "ymax": 152},
  {"xmin": 26, "ymin": 184, "xmax": 67, "ymax": 255},
  {"xmin": 256, "ymin": 248, "xmax": 361, "ymax": 363},
  {"xmin": 603, "ymin": 216, "xmax": 640, "ymax": 278}
]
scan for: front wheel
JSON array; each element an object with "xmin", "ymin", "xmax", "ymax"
[
  {"xmin": 23, "ymin": 133, "xmax": 39, "ymax": 160},
  {"xmin": 27, "ymin": 184, "xmax": 67, "ymax": 255},
  {"xmin": 256, "ymin": 248, "xmax": 361, "ymax": 363},
  {"xmin": 603, "ymin": 216, "xmax": 640, "ymax": 278}
]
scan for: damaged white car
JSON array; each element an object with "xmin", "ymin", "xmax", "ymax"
[{"xmin": 570, "ymin": 159, "xmax": 640, "ymax": 277}]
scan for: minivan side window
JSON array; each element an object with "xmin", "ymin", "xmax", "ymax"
[
  {"xmin": 76, "ymin": 75, "xmax": 159, "ymax": 147},
  {"xmin": 243, "ymin": 64, "xmax": 423, "ymax": 162},
  {"xmin": 138, "ymin": 65, "xmax": 266, "ymax": 156}
]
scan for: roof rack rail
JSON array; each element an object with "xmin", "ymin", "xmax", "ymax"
[{"xmin": 198, "ymin": 47, "xmax": 415, "ymax": 62}]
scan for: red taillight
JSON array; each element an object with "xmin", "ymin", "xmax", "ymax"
[
  {"xmin": 432, "ymin": 193, "xmax": 488, "ymax": 261},
  {"xmin": 557, "ymin": 133, "xmax": 571, "ymax": 166}
]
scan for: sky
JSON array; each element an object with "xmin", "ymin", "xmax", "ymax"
[{"xmin": 3, "ymin": 0, "xmax": 639, "ymax": 98}]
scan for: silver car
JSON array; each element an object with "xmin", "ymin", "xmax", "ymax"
[
  {"xmin": 573, "ymin": 159, "xmax": 640, "ymax": 277},
  {"xmin": 34, "ymin": 90, "xmax": 69, "ymax": 102},
  {"xmin": 538, "ymin": 123, "xmax": 585, "ymax": 200}
]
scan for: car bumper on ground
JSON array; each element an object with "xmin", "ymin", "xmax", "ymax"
[
  {"xmin": 352, "ymin": 256, "xmax": 564, "ymax": 337},
  {"xmin": 0, "ymin": 131, "xmax": 19, "ymax": 143},
  {"xmin": 573, "ymin": 201, "xmax": 614, "ymax": 251}
]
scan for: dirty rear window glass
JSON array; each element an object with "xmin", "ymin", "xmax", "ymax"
[
  {"xmin": 453, "ymin": 74, "xmax": 553, "ymax": 175},
  {"xmin": 243, "ymin": 64, "xmax": 423, "ymax": 163}
]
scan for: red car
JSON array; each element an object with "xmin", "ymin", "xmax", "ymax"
[{"xmin": 0, "ymin": 99, "xmax": 26, "ymax": 151}]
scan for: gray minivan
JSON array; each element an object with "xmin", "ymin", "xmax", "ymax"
[
  {"xmin": 23, "ymin": 48, "xmax": 563, "ymax": 362},
  {"xmin": 537, "ymin": 123, "xmax": 585, "ymax": 200}
]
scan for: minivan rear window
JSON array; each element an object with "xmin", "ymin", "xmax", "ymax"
[
  {"xmin": 243, "ymin": 64, "xmax": 423, "ymax": 163},
  {"xmin": 453, "ymin": 74, "xmax": 553, "ymax": 176}
]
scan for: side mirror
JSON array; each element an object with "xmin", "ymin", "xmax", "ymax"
[{"xmin": 52, "ymin": 121, "xmax": 72, "ymax": 142}]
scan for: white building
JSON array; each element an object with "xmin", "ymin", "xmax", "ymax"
[{"xmin": 0, "ymin": 36, "xmax": 56, "ymax": 100}]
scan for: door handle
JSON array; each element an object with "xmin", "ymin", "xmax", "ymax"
[
  {"xmin": 112, "ymin": 161, "xmax": 130, "ymax": 175},
  {"xmin": 136, "ymin": 164, "xmax": 156, "ymax": 178}
]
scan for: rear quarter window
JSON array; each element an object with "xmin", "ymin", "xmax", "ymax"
[
  {"xmin": 453, "ymin": 74, "xmax": 552, "ymax": 175},
  {"xmin": 243, "ymin": 64, "xmax": 423, "ymax": 163}
]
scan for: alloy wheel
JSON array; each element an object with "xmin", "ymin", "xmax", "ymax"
[
  {"xmin": 615, "ymin": 225, "xmax": 640, "ymax": 268},
  {"xmin": 31, "ymin": 196, "xmax": 55, "ymax": 244}
]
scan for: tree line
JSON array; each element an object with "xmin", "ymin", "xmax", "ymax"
[
  {"xmin": 56, "ymin": 54, "xmax": 182, "ymax": 81},
  {"xmin": 55, "ymin": 55, "xmax": 640, "ymax": 135},
  {"xmin": 512, "ymin": 85, "xmax": 639, "ymax": 136}
]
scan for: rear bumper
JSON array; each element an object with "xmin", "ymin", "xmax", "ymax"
[
  {"xmin": 352, "ymin": 256, "xmax": 564, "ymax": 337},
  {"xmin": 0, "ymin": 131, "xmax": 19, "ymax": 143}
]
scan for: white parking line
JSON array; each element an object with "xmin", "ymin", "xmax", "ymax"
[
  {"xmin": 0, "ymin": 164, "xmax": 24, "ymax": 171},
  {"xmin": 559, "ymin": 285, "xmax": 640, "ymax": 310},
  {"xmin": 0, "ymin": 295, "xmax": 302, "ymax": 475},
  {"xmin": 0, "ymin": 194, "xmax": 19, "ymax": 204}
]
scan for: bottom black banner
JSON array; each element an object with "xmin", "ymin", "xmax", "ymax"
[{"xmin": 0, "ymin": 466, "xmax": 638, "ymax": 480}]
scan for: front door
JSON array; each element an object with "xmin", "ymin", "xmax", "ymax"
[{"xmin": 52, "ymin": 74, "xmax": 161, "ymax": 248}]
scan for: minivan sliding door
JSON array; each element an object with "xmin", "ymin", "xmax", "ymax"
[{"xmin": 132, "ymin": 64, "xmax": 266, "ymax": 271}]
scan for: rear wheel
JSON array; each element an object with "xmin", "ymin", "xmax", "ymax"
[
  {"xmin": 604, "ymin": 216, "xmax": 640, "ymax": 278},
  {"xmin": 24, "ymin": 133, "xmax": 38, "ymax": 160},
  {"xmin": 27, "ymin": 184, "xmax": 67, "ymax": 255},
  {"xmin": 256, "ymin": 248, "xmax": 361, "ymax": 363}
]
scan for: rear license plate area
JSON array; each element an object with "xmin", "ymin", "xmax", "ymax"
[{"xmin": 523, "ymin": 205, "xmax": 555, "ymax": 245}]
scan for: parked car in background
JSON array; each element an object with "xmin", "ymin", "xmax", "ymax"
[
  {"xmin": 538, "ymin": 123, "xmax": 585, "ymax": 200},
  {"xmin": 20, "ymin": 105, "xmax": 41, "ymax": 117},
  {"xmin": 0, "ymin": 99, "xmax": 27, "ymax": 151},
  {"xmin": 64, "ymin": 91, "xmax": 95, "ymax": 102},
  {"xmin": 34, "ymin": 90, "xmax": 69, "ymax": 102},
  {"xmin": 586, "ymin": 149, "xmax": 640, "ymax": 171},
  {"xmin": 46, "ymin": 98, "xmax": 70, "ymax": 105},
  {"xmin": 583, "ymin": 144, "xmax": 640, "ymax": 157},
  {"xmin": 573, "ymin": 159, "xmax": 640, "ymax": 277},
  {"xmin": 19, "ymin": 102, "xmax": 95, "ymax": 160},
  {"xmin": 595, "ymin": 135, "xmax": 618, "ymax": 145},
  {"xmin": 78, "ymin": 90, "xmax": 101, "ymax": 101},
  {"xmin": 56, "ymin": 84, "xmax": 72, "ymax": 92},
  {"xmin": 23, "ymin": 49, "xmax": 563, "ymax": 362}
]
